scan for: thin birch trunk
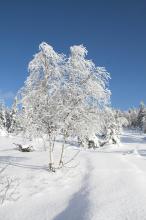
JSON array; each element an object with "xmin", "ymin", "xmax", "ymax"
[
  {"xmin": 59, "ymin": 132, "xmax": 66, "ymax": 167},
  {"xmin": 48, "ymin": 133, "xmax": 54, "ymax": 171},
  {"xmin": 52, "ymin": 135, "xmax": 56, "ymax": 152}
]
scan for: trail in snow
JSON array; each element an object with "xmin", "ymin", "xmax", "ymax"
[
  {"xmin": 53, "ymin": 163, "xmax": 91, "ymax": 220},
  {"xmin": 53, "ymin": 131, "xmax": 146, "ymax": 220}
]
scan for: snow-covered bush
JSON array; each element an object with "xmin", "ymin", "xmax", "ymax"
[
  {"xmin": 0, "ymin": 129, "xmax": 7, "ymax": 136},
  {"xmin": 100, "ymin": 108, "xmax": 123, "ymax": 145}
]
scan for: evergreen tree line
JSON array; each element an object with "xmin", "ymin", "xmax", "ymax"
[{"xmin": 121, "ymin": 102, "xmax": 146, "ymax": 133}]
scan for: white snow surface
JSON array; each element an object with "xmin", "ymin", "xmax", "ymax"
[{"xmin": 0, "ymin": 131, "xmax": 146, "ymax": 220}]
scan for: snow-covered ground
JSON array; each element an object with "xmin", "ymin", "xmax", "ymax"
[{"xmin": 0, "ymin": 131, "xmax": 146, "ymax": 220}]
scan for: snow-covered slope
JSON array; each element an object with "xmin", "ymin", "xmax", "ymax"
[{"xmin": 0, "ymin": 131, "xmax": 146, "ymax": 220}]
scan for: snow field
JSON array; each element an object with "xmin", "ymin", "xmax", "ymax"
[{"xmin": 0, "ymin": 131, "xmax": 146, "ymax": 220}]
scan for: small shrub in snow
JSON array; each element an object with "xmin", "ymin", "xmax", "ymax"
[{"xmin": 13, "ymin": 143, "xmax": 33, "ymax": 152}]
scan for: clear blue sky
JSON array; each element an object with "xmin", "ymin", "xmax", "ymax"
[{"xmin": 0, "ymin": 0, "xmax": 146, "ymax": 110}]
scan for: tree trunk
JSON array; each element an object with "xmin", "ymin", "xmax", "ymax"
[
  {"xmin": 52, "ymin": 135, "xmax": 56, "ymax": 152},
  {"xmin": 59, "ymin": 133, "xmax": 66, "ymax": 167},
  {"xmin": 48, "ymin": 133, "xmax": 55, "ymax": 172}
]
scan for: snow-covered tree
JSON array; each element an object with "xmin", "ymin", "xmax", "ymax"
[
  {"xmin": 0, "ymin": 100, "xmax": 7, "ymax": 133},
  {"xmin": 18, "ymin": 42, "xmax": 111, "ymax": 170},
  {"xmin": 59, "ymin": 45, "xmax": 111, "ymax": 149},
  {"xmin": 124, "ymin": 108, "xmax": 139, "ymax": 129},
  {"xmin": 142, "ymin": 116, "xmax": 146, "ymax": 133},
  {"xmin": 8, "ymin": 97, "xmax": 19, "ymax": 133},
  {"xmin": 18, "ymin": 42, "xmax": 65, "ymax": 171},
  {"xmin": 137, "ymin": 101, "xmax": 146, "ymax": 130}
]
